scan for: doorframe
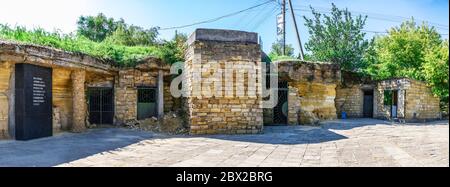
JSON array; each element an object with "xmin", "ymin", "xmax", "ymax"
[
  {"xmin": 136, "ymin": 86, "xmax": 158, "ymax": 120},
  {"xmin": 87, "ymin": 87, "xmax": 115, "ymax": 125},
  {"xmin": 362, "ymin": 89, "xmax": 374, "ymax": 118}
]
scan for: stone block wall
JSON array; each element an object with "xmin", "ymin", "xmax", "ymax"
[
  {"xmin": 184, "ymin": 29, "xmax": 263, "ymax": 134},
  {"xmin": 114, "ymin": 67, "xmax": 175, "ymax": 124},
  {"xmin": 115, "ymin": 69, "xmax": 143, "ymax": 123},
  {"xmin": 0, "ymin": 61, "xmax": 12, "ymax": 139},
  {"xmin": 404, "ymin": 80, "xmax": 441, "ymax": 120},
  {"xmin": 335, "ymin": 85, "xmax": 364, "ymax": 118},
  {"xmin": 52, "ymin": 68, "xmax": 73, "ymax": 131}
]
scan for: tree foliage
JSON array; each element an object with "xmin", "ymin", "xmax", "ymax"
[
  {"xmin": 268, "ymin": 41, "xmax": 296, "ymax": 61},
  {"xmin": 303, "ymin": 3, "xmax": 371, "ymax": 71},
  {"xmin": 77, "ymin": 13, "xmax": 159, "ymax": 46},
  {"xmin": 77, "ymin": 13, "xmax": 121, "ymax": 42},
  {"xmin": 365, "ymin": 19, "xmax": 449, "ymax": 103}
]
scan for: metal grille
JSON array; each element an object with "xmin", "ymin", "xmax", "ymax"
[
  {"xmin": 88, "ymin": 88, "xmax": 114, "ymax": 125},
  {"xmin": 138, "ymin": 88, "xmax": 156, "ymax": 103},
  {"xmin": 137, "ymin": 87, "xmax": 157, "ymax": 120},
  {"xmin": 273, "ymin": 81, "xmax": 288, "ymax": 124}
]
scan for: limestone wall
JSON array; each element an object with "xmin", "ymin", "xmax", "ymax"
[
  {"xmin": 114, "ymin": 67, "xmax": 174, "ymax": 124},
  {"xmin": 375, "ymin": 78, "xmax": 440, "ymax": 121},
  {"xmin": 184, "ymin": 30, "xmax": 263, "ymax": 134},
  {"xmin": 52, "ymin": 68, "xmax": 73, "ymax": 132},
  {"xmin": 404, "ymin": 80, "xmax": 441, "ymax": 120},
  {"xmin": 0, "ymin": 62, "xmax": 12, "ymax": 139},
  {"xmin": 335, "ymin": 85, "xmax": 364, "ymax": 118}
]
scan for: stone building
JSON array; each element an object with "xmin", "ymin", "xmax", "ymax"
[
  {"xmin": 183, "ymin": 29, "xmax": 264, "ymax": 134},
  {"xmin": 336, "ymin": 72, "xmax": 442, "ymax": 122},
  {"xmin": 0, "ymin": 40, "xmax": 175, "ymax": 140},
  {"xmin": 0, "ymin": 28, "xmax": 443, "ymax": 140},
  {"xmin": 263, "ymin": 60, "xmax": 341, "ymax": 125}
]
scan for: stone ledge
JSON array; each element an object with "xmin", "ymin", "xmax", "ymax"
[{"xmin": 187, "ymin": 28, "xmax": 258, "ymax": 46}]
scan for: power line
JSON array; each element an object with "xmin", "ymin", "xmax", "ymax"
[
  {"xmin": 241, "ymin": 2, "xmax": 273, "ymax": 30},
  {"xmin": 249, "ymin": 5, "xmax": 279, "ymax": 31},
  {"xmin": 291, "ymin": 6, "xmax": 449, "ymax": 30},
  {"xmin": 159, "ymin": 0, "xmax": 276, "ymax": 30}
]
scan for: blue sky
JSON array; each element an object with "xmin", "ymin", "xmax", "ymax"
[{"xmin": 0, "ymin": 0, "xmax": 448, "ymax": 54}]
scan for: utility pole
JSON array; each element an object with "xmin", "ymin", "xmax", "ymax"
[
  {"xmin": 282, "ymin": 0, "xmax": 286, "ymax": 56},
  {"xmin": 288, "ymin": 0, "xmax": 305, "ymax": 60}
]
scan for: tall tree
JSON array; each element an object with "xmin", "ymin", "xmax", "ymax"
[{"xmin": 303, "ymin": 3, "xmax": 371, "ymax": 71}]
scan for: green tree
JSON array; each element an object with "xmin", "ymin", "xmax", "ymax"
[
  {"xmin": 158, "ymin": 32, "xmax": 188, "ymax": 64},
  {"xmin": 77, "ymin": 13, "xmax": 122, "ymax": 42},
  {"xmin": 105, "ymin": 24, "xmax": 159, "ymax": 46},
  {"xmin": 303, "ymin": 3, "xmax": 371, "ymax": 71},
  {"xmin": 423, "ymin": 41, "xmax": 449, "ymax": 104},
  {"xmin": 77, "ymin": 13, "xmax": 159, "ymax": 46},
  {"xmin": 365, "ymin": 19, "xmax": 449, "ymax": 104}
]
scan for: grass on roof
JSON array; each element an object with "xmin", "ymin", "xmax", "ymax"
[{"xmin": 0, "ymin": 24, "xmax": 168, "ymax": 67}]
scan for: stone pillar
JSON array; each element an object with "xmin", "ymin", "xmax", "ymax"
[
  {"xmin": 288, "ymin": 86, "xmax": 300, "ymax": 125},
  {"xmin": 158, "ymin": 70, "xmax": 164, "ymax": 119},
  {"xmin": 71, "ymin": 70, "xmax": 86, "ymax": 132}
]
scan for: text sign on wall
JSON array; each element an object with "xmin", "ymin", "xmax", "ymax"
[
  {"xmin": 15, "ymin": 63, "xmax": 53, "ymax": 141},
  {"xmin": 32, "ymin": 77, "xmax": 46, "ymax": 106}
]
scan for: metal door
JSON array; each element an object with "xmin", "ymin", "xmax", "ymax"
[
  {"xmin": 88, "ymin": 88, "xmax": 114, "ymax": 125},
  {"xmin": 363, "ymin": 90, "xmax": 374, "ymax": 118}
]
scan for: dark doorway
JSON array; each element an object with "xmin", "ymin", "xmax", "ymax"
[
  {"xmin": 88, "ymin": 88, "xmax": 114, "ymax": 125},
  {"xmin": 15, "ymin": 64, "xmax": 53, "ymax": 140},
  {"xmin": 137, "ymin": 87, "xmax": 157, "ymax": 120},
  {"xmin": 273, "ymin": 81, "xmax": 288, "ymax": 124},
  {"xmin": 363, "ymin": 90, "xmax": 374, "ymax": 118}
]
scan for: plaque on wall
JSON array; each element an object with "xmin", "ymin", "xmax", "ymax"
[{"xmin": 15, "ymin": 63, "xmax": 53, "ymax": 140}]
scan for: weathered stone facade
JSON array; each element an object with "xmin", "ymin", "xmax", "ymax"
[
  {"xmin": 71, "ymin": 70, "xmax": 87, "ymax": 132},
  {"xmin": 277, "ymin": 61, "xmax": 341, "ymax": 125},
  {"xmin": 0, "ymin": 61, "xmax": 12, "ymax": 139},
  {"xmin": 335, "ymin": 72, "xmax": 375, "ymax": 118},
  {"xmin": 0, "ymin": 28, "xmax": 445, "ymax": 139},
  {"xmin": 183, "ymin": 29, "xmax": 263, "ymax": 134},
  {"xmin": 0, "ymin": 40, "xmax": 176, "ymax": 139},
  {"xmin": 0, "ymin": 40, "xmax": 116, "ymax": 139},
  {"xmin": 114, "ymin": 61, "xmax": 174, "ymax": 125}
]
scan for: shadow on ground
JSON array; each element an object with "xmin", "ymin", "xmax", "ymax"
[
  {"xmin": 0, "ymin": 128, "xmax": 155, "ymax": 167},
  {"xmin": 1, "ymin": 119, "xmax": 446, "ymax": 167},
  {"xmin": 197, "ymin": 126, "xmax": 348, "ymax": 145},
  {"xmin": 321, "ymin": 118, "xmax": 449, "ymax": 130}
]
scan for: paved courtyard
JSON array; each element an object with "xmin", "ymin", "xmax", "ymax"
[{"xmin": 0, "ymin": 119, "xmax": 448, "ymax": 167}]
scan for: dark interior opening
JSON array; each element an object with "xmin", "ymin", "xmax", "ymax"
[{"xmin": 363, "ymin": 90, "xmax": 374, "ymax": 118}]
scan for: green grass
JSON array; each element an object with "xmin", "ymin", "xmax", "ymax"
[{"xmin": 0, "ymin": 24, "xmax": 168, "ymax": 67}]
